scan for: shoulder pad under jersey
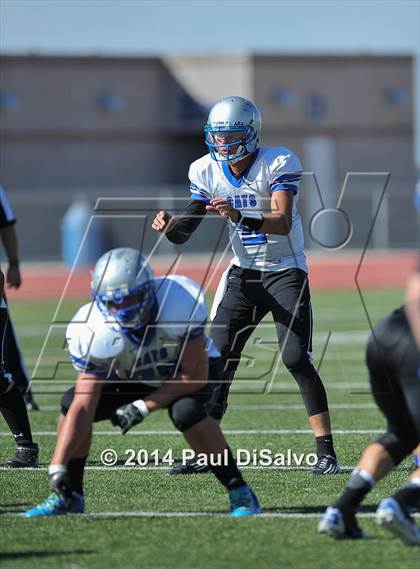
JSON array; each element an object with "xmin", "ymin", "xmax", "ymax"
[
  {"xmin": 66, "ymin": 302, "xmax": 124, "ymax": 376},
  {"xmin": 154, "ymin": 276, "xmax": 208, "ymax": 339}
]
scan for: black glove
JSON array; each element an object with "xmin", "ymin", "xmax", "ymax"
[
  {"xmin": 111, "ymin": 401, "xmax": 149, "ymax": 435},
  {"xmin": 48, "ymin": 465, "xmax": 73, "ymax": 502}
]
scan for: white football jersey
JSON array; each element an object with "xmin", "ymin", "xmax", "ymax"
[
  {"xmin": 66, "ymin": 275, "xmax": 219, "ymax": 387},
  {"xmin": 189, "ymin": 147, "xmax": 307, "ymax": 272}
]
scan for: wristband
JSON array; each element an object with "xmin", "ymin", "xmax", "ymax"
[
  {"xmin": 8, "ymin": 260, "xmax": 19, "ymax": 268},
  {"xmin": 133, "ymin": 399, "xmax": 150, "ymax": 417},
  {"xmin": 240, "ymin": 213, "xmax": 264, "ymax": 232}
]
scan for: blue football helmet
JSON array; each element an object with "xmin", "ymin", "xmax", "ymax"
[
  {"xmin": 91, "ymin": 248, "xmax": 156, "ymax": 331},
  {"xmin": 205, "ymin": 96, "xmax": 261, "ymax": 164}
]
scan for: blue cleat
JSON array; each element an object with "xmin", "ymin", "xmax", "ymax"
[
  {"xmin": 23, "ymin": 492, "xmax": 84, "ymax": 518},
  {"xmin": 318, "ymin": 506, "xmax": 366, "ymax": 539},
  {"xmin": 376, "ymin": 497, "xmax": 420, "ymax": 545},
  {"xmin": 229, "ymin": 485, "xmax": 261, "ymax": 517}
]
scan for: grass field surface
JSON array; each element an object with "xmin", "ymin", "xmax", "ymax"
[{"xmin": 1, "ymin": 288, "xmax": 419, "ymax": 569}]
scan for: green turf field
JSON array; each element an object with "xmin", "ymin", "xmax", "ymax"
[{"xmin": 1, "ymin": 289, "xmax": 419, "ymax": 569}]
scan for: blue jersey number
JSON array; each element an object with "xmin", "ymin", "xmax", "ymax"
[{"xmin": 239, "ymin": 225, "xmax": 267, "ymax": 246}]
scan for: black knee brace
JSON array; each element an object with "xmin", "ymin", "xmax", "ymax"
[
  {"xmin": 168, "ymin": 396, "xmax": 207, "ymax": 432},
  {"xmin": 376, "ymin": 431, "xmax": 418, "ymax": 466}
]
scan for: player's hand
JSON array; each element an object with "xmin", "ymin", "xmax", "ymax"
[
  {"xmin": 206, "ymin": 198, "xmax": 240, "ymax": 223},
  {"xmin": 6, "ymin": 265, "xmax": 21, "ymax": 289},
  {"xmin": 111, "ymin": 402, "xmax": 148, "ymax": 435},
  {"xmin": 152, "ymin": 210, "xmax": 177, "ymax": 233}
]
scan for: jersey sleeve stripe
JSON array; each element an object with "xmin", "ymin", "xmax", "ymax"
[
  {"xmin": 271, "ymin": 173, "xmax": 302, "ymax": 184},
  {"xmin": 271, "ymin": 183, "xmax": 298, "ymax": 194},
  {"xmin": 270, "ymin": 174, "xmax": 302, "ymax": 187},
  {"xmin": 190, "ymin": 183, "xmax": 210, "ymax": 197},
  {"xmin": 70, "ymin": 354, "xmax": 108, "ymax": 376},
  {"xmin": 190, "ymin": 192, "xmax": 210, "ymax": 203}
]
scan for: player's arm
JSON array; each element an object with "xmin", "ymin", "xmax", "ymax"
[
  {"xmin": 152, "ymin": 199, "xmax": 208, "ymax": 244},
  {"xmin": 50, "ymin": 372, "xmax": 103, "ymax": 465},
  {"xmin": 112, "ymin": 336, "xmax": 208, "ymax": 434},
  {"xmin": 206, "ymin": 190, "xmax": 293, "ymax": 236},
  {"xmin": 261, "ymin": 190, "xmax": 293, "ymax": 235},
  {"xmin": 0, "ymin": 187, "xmax": 21, "ymax": 289},
  {"xmin": 0, "ymin": 223, "xmax": 21, "ymax": 289},
  {"xmin": 405, "ymin": 269, "xmax": 420, "ymax": 348},
  {"xmin": 144, "ymin": 335, "xmax": 208, "ymax": 411}
]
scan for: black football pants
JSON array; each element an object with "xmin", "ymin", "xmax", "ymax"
[
  {"xmin": 366, "ymin": 307, "xmax": 420, "ymax": 455},
  {"xmin": 209, "ymin": 266, "xmax": 329, "ymax": 418}
]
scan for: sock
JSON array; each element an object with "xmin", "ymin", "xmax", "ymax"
[
  {"xmin": 67, "ymin": 456, "xmax": 88, "ymax": 495},
  {"xmin": 208, "ymin": 447, "xmax": 245, "ymax": 490},
  {"xmin": 316, "ymin": 434, "xmax": 336, "ymax": 458},
  {"xmin": 393, "ymin": 478, "xmax": 420, "ymax": 512},
  {"xmin": 0, "ymin": 385, "xmax": 33, "ymax": 445},
  {"xmin": 335, "ymin": 469, "xmax": 375, "ymax": 511}
]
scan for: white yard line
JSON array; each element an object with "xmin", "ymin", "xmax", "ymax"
[
  {"xmin": 15, "ymin": 326, "xmax": 372, "ymax": 338},
  {"xmin": 35, "ymin": 403, "xmax": 377, "ymax": 412},
  {"xmin": 0, "ymin": 429, "xmax": 384, "ymax": 436},
  {"xmin": 230, "ymin": 403, "xmax": 376, "ymax": 410},
  {"xmin": 28, "ymin": 382, "xmax": 370, "ymax": 389},
  {"xmin": 3, "ymin": 510, "xmax": 419, "ymax": 519},
  {"xmin": 24, "ymin": 353, "xmax": 369, "ymax": 365},
  {"xmin": 0, "ymin": 465, "xmax": 356, "ymax": 472}
]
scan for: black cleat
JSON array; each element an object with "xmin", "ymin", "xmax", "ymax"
[
  {"xmin": 166, "ymin": 457, "xmax": 211, "ymax": 475},
  {"xmin": 5, "ymin": 443, "xmax": 39, "ymax": 468},
  {"xmin": 311, "ymin": 455, "xmax": 341, "ymax": 475}
]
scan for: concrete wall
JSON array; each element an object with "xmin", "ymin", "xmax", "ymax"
[
  {"xmin": 0, "ymin": 54, "xmax": 416, "ymax": 260},
  {"xmin": 0, "ymin": 55, "xmax": 207, "ymax": 189}
]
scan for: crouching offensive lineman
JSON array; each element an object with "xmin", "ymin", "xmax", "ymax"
[
  {"xmin": 24, "ymin": 247, "xmax": 260, "ymax": 517},
  {"xmin": 318, "ymin": 265, "xmax": 420, "ymax": 543}
]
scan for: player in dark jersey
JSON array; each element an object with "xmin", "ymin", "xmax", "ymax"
[
  {"xmin": 0, "ymin": 186, "xmax": 38, "ymax": 467},
  {"xmin": 0, "ymin": 185, "xmax": 39, "ymax": 411},
  {"xmin": 319, "ymin": 265, "xmax": 420, "ymax": 543}
]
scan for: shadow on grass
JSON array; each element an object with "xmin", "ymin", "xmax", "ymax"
[
  {"xmin": 0, "ymin": 502, "xmax": 31, "ymax": 508},
  {"xmin": 0, "ymin": 502, "xmax": 32, "ymax": 514},
  {"xmin": 0, "ymin": 550, "xmax": 95, "ymax": 560}
]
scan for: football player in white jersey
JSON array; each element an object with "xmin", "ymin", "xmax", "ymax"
[
  {"xmin": 153, "ymin": 96, "xmax": 339, "ymax": 475},
  {"xmin": 24, "ymin": 248, "xmax": 260, "ymax": 517}
]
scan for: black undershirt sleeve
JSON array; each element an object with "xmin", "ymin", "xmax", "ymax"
[{"xmin": 165, "ymin": 199, "xmax": 208, "ymax": 245}]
